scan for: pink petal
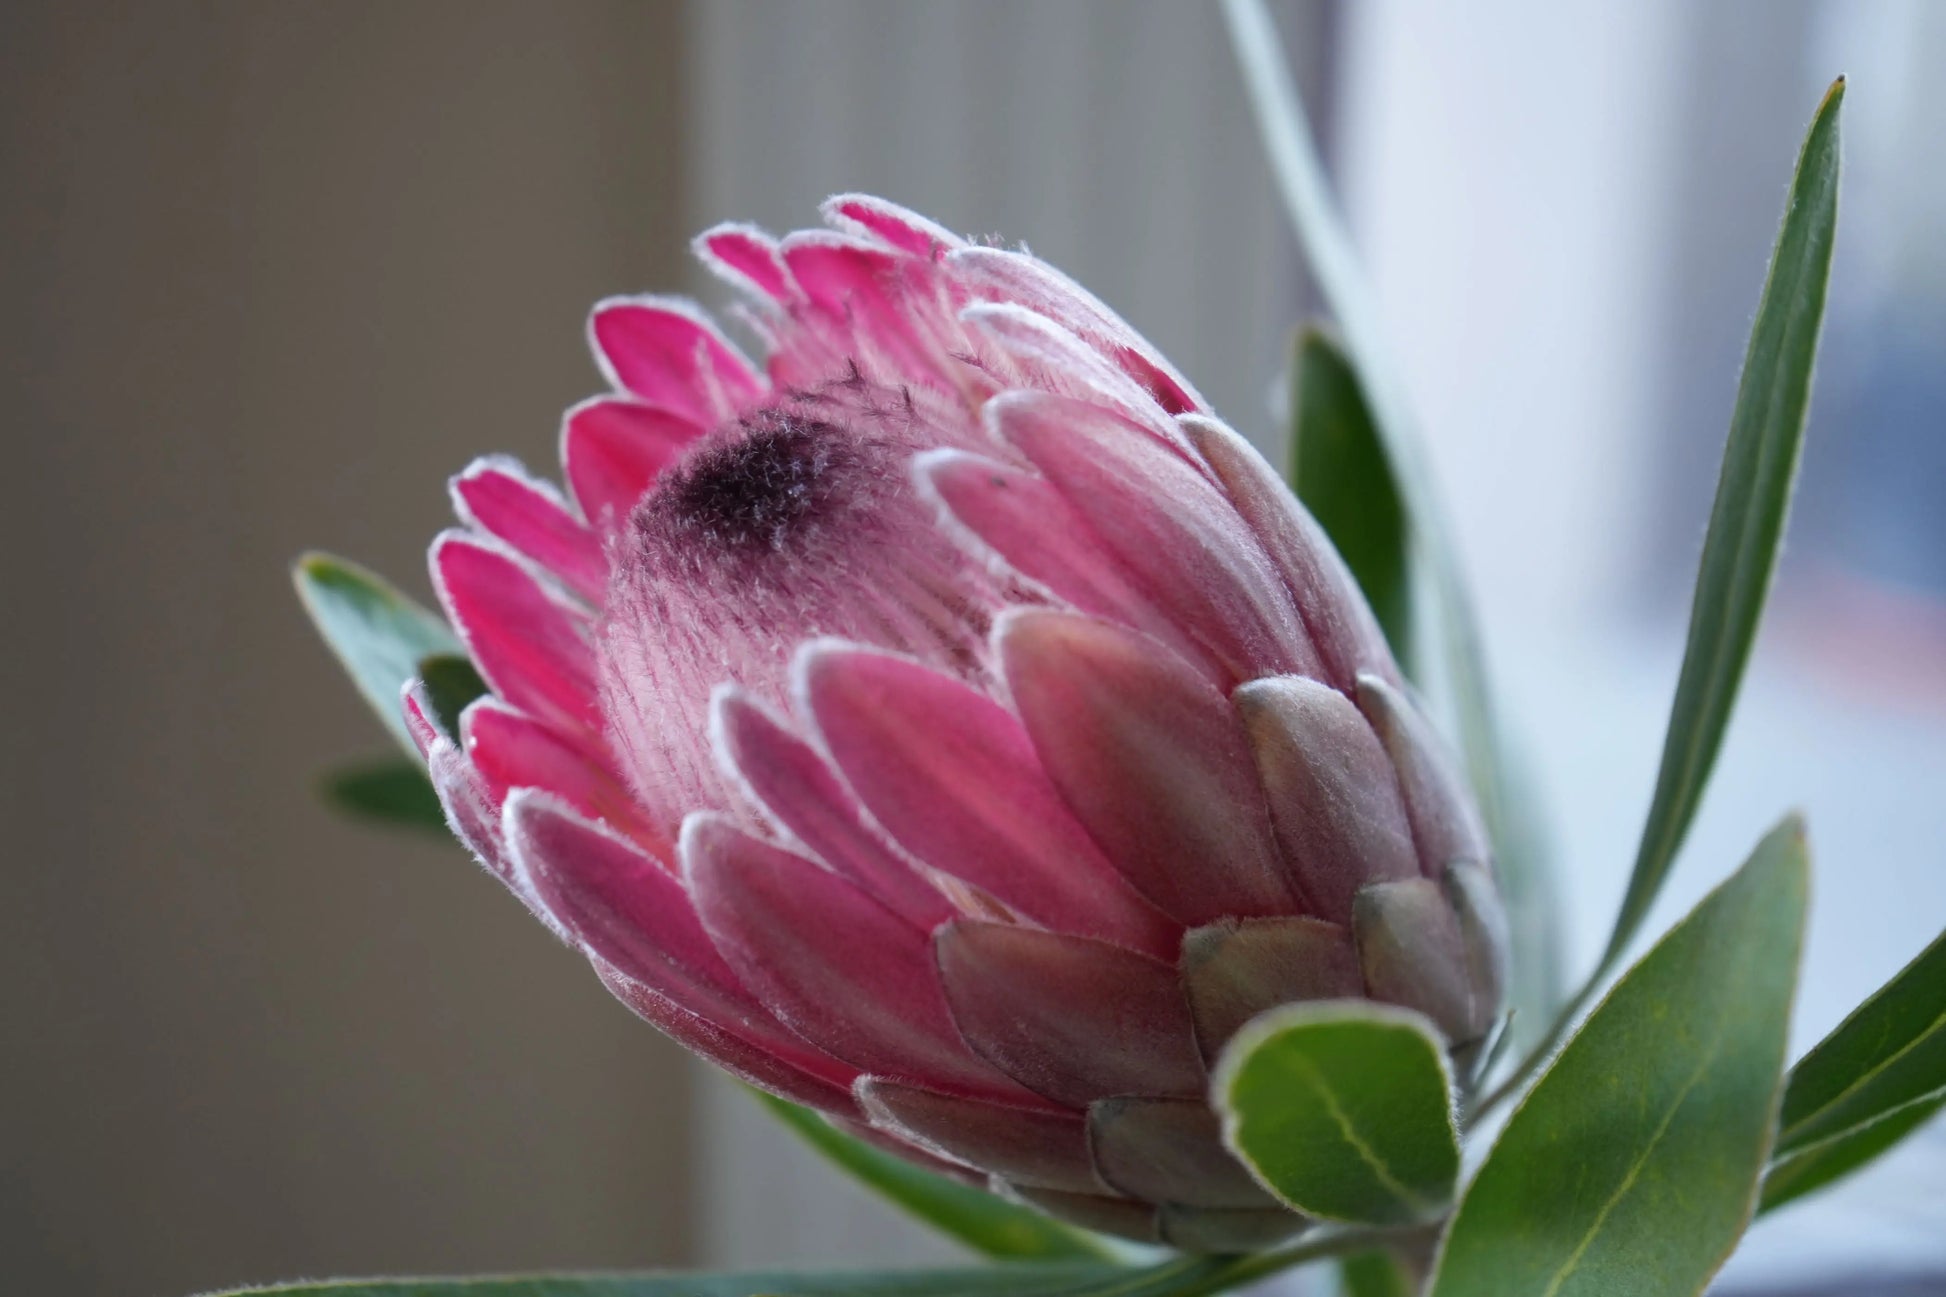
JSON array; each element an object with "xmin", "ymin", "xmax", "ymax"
[
  {"xmin": 560, "ymin": 396, "xmax": 705, "ymax": 530},
  {"xmin": 961, "ymin": 302, "xmax": 1168, "ymax": 425},
  {"xmin": 947, "ymin": 245, "xmax": 1206, "ymax": 414},
  {"xmin": 997, "ymin": 610, "xmax": 1299, "ymax": 925},
  {"xmin": 1179, "ymin": 917, "xmax": 1363, "ymax": 1062},
  {"xmin": 587, "ymin": 296, "xmax": 762, "ymax": 425},
  {"xmin": 934, "ymin": 920, "xmax": 1206, "ymax": 1108},
  {"xmin": 1182, "ymin": 415, "xmax": 1401, "ymax": 692},
  {"xmin": 401, "ymin": 679, "xmax": 441, "ymax": 755},
  {"xmin": 1088, "ymin": 1097, "xmax": 1277, "ymax": 1209},
  {"xmin": 779, "ymin": 233, "xmax": 957, "ymax": 386},
  {"xmin": 450, "ymin": 456, "xmax": 608, "ymax": 605},
  {"xmin": 596, "ymin": 964, "xmax": 860, "ymax": 1116},
  {"xmin": 1232, "ymin": 675, "xmax": 1419, "ymax": 924},
  {"xmin": 990, "ymin": 392, "xmax": 1319, "ymax": 686},
  {"xmin": 711, "ymin": 688, "xmax": 952, "ymax": 929},
  {"xmin": 801, "ymin": 645, "xmax": 1179, "ymax": 958},
  {"xmin": 915, "ymin": 448, "xmax": 1210, "ymax": 673},
  {"xmin": 693, "ymin": 222, "xmax": 794, "ymax": 304},
  {"xmin": 1354, "ymin": 673, "xmax": 1490, "ymax": 872},
  {"xmin": 858, "ymin": 1079, "xmax": 1104, "ymax": 1194},
  {"xmin": 822, "ymin": 193, "xmax": 963, "ymax": 258},
  {"xmin": 682, "ymin": 813, "xmax": 1041, "ymax": 1104},
  {"xmin": 463, "ymin": 699, "xmax": 660, "ymax": 851},
  {"xmin": 431, "ymin": 532, "xmax": 599, "ymax": 733}
]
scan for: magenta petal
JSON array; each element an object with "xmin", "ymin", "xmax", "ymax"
[
  {"xmin": 990, "ymin": 392, "xmax": 1318, "ymax": 685},
  {"xmin": 431, "ymin": 532, "xmax": 599, "ymax": 733},
  {"xmin": 1088, "ymin": 1096, "xmax": 1277, "ymax": 1209},
  {"xmin": 694, "ymin": 222, "xmax": 794, "ymax": 304},
  {"xmin": 998, "ymin": 611, "xmax": 1299, "ymax": 926},
  {"xmin": 827, "ymin": 1114, "xmax": 987, "ymax": 1185},
  {"xmin": 560, "ymin": 396, "xmax": 705, "ymax": 530},
  {"xmin": 1233, "ymin": 675, "xmax": 1419, "ymax": 924},
  {"xmin": 682, "ymin": 814, "xmax": 1038, "ymax": 1103},
  {"xmin": 1183, "ymin": 415, "xmax": 1400, "ymax": 692},
  {"xmin": 712, "ymin": 689, "xmax": 952, "ymax": 929},
  {"xmin": 802, "ymin": 645, "xmax": 1179, "ymax": 957},
  {"xmin": 779, "ymin": 234, "xmax": 953, "ymax": 385},
  {"xmin": 1354, "ymin": 673, "xmax": 1490, "ymax": 872},
  {"xmin": 450, "ymin": 456, "xmax": 608, "ymax": 605},
  {"xmin": 934, "ymin": 920, "xmax": 1206, "ymax": 1108},
  {"xmin": 823, "ymin": 193, "xmax": 962, "ymax": 258},
  {"xmin": 596, "ymin": 964, "xmax": 860, "ymax": 1116},
  {"xmin": 858, "ymin": 1078, "xmax": 1104, "ymax": 1194},
  {"xmin": 401, "ymin": 679, "xmax": 441, "ymax": 755},
  {"xmin": 464, "ymin": 699, "xmax": 659, "ymax": 850},
  {"xmin": 588, "ymin": 296, "xmax": 762, "ymax": 425}
]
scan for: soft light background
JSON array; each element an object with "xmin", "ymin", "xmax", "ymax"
[{"xmin": 3, "ymin": 3, "xmax": 1940, "ymax": 1296}]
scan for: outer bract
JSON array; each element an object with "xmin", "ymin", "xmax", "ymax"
[{"xmin": 407, "ymin": 197, "xmax": 1506, "ymax": 1251}]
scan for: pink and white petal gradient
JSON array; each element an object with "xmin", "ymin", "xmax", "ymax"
[{"xmin": 398, "ymin": 196, "xmax": 1507, "ymax": 1250}]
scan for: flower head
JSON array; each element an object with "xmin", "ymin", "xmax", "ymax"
[{"xmin": 411, "ymin": 196, "xmax": 1507, "ymax": 1251}]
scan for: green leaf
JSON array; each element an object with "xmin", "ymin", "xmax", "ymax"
[
  {"xmin": 1288, "ymin": 328, "xmax": 1412, "ymax": 667},
  {"xmin": 320, "ymin": 757, "xmax": 446, "ymax": 833},
  {"xmin": 1774, "ymin": 926, "xmax": 1946, "ymax": 1157},
  {"xmin": 1220, "ymin": 0, "xmax": 1563, "ymax": 1040},
  {"xmin": 1214, "ymin": 1002, "xmax": 1458, "ymax": 1225},
  {"xmin": 1760, "ymin": 1092, "xmax": 1945, "ymax": 1215},
  {"xmin": 418, "ymin": 652, "xmax": 491, "ymax": 741},
  {"xmin": 199, "ymin": 1264, "xmax": 1121, "ymax": 1297},
  {"xmin": 1428, "ymin": 816, "xmax": 1810, "ymax": 1297},
  {"xmin": 294, "ymin": 552, "xmax": 458, "ymax": 754},
  {"xmin": 1605, "ymin": 80, "xmax": 1843, "ymax": 967},
  {"xmin": 753, "ymin": 1094, "xmax": 1114, "ymax": 1263},
  {"xmin": 1340, "ymin": 1251, "xmax": 1415, "ymax": 1297}
]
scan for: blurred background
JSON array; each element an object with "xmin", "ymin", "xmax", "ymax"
[{"xmin": 2, "ymin": 2, "xmax": 1940, "ymax": 1295}]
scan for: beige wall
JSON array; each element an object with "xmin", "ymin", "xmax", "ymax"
[{"xmin": 0, "ymin": 5, "xmax": 699, "ymax": 1294}]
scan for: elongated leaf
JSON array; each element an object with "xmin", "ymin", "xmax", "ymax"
[
  {"xmin": 1774, "ymin": 926, "xmax": 1946, "ymax": 1157},
  {"xmin": 1289, "ymin": 328, "xmax": 1412, "ymax": 666},
  {"xmin": 418, "ymin": 653, "xmax": 491, "ymax": 741},
  {"xmin": 1215, "ymin": 1002, "xmax": 1458, "ymax": 1225},
  {"xmin": 1340, "ymin": 1251, "xmax": 1415, "ymax": 1297},
  {"xmin": 294, "ymin": 552, "xmax": 458, "ymax": 753},
  {"xmin": 753, "ymin": 1095, "xmax": 1113, "ymax": 1263},
  {"xmin": 1221, "ymin": 0, "xmax": 1562, "ymax": 1038},
  {"xmin": 1760, "ymin": 1093, "xmax": 1945, "ymax": 1214},
  {"xmin": 201, "ymin": 1264, "xmax": 1119, "ymax": 1297},
  {"xmin": 1606, "ymin": 81, "xmax": 1843, "ymax": 966},
  {"xmin": 1429, "ymin": 817, "xmax": 1810, "ymax": 1297},
  {"xmin": 321, "ymin": 757, "xmax": 446, "ymax": 833}
]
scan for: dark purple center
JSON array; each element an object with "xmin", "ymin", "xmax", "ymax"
[{"xmin": 635, "ymin": 409, "xmax": 865, "ymax": 560}]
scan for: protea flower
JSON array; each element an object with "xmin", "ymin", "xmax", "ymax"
[{"xmin": 408, "ymin": 196, "xmax": 1507, "ymax": 1252}]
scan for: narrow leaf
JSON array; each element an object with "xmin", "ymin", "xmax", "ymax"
[
  {"xmin": 294, "ymin": 551, "xmax": 458, "ymax": 753},
  {"xmin": 1429, "ymin": 817, "xmax": 1810, "ymax": 1297},
  {"xmin": 1606, "ymin": 80, "xmax": 1843, "ymax": 965},
  {"xmin": 1221, "ymin": 0, "xmax": 1563, "ymax": 1037},
  {"xmin": 1760, "ymin": 1093, "xmax": 1945, "ymax": 1215},
  {"xmin": 1774, "ymin": 926, "xmax": 1946, "ymax": 1155},
  {"xmin": 199, "ymin": 1264, "xmax": 1119, "ymax": 1297},
  {"xmin": 418, "ymin": 652, "xmax": 491, "ymax": 741},
  {"xmin": 753, "ymin": 1094, "xmax": 1114, "ymax": 1263},
  {"xmin": 1340, "ymin": 1251, "xmax": 1416, "ymax": 1297},
  {"xmin": 1288, "ymin": 328, "xmax": 1412, "ymax": 666},
  {"xmin": 1214, "ymin": 1002, "xmax": 1458, "ymax": 1225},
  {"xmin": 320, "ymin": 757, "xmax": 446, "ymax": 834}
]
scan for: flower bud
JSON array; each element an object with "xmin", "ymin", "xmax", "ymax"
[{"xmin": 405, "ymin": 197, "xmax": 1508, "ymax": 1250}]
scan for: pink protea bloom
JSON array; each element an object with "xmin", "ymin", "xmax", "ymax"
[{"xmin": 410, "ymin": 196, "xmax": 1507, "ymax": 1252}]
